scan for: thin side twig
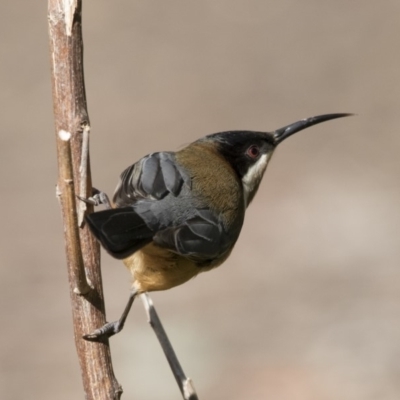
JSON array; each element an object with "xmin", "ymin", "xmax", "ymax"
[
  {"xmin": 140, "ymin": 293, "xmax": 199, "ymax": 400},
  {"xmin": 78, "ymin": 123, "xmax": 90, "ymax": 226},
  {"xmin": 57, "ymin": 129, "xmax": 90, "ymax": 295}
]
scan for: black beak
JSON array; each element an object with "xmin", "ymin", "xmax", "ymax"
[{"xmin": 270, "ymin": 113, "xmax": 353, "ymax": 145}]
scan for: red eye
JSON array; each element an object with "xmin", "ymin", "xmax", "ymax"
[{"xmin": 246, "ymin": 145, "xmax": 260, "ymax": 159}]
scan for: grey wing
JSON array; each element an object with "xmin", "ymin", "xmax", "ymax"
[
  {"xmin": 113, "ymin": 152, "xmax": 191, "ymax": 207},
  {"xmin": 153, "ymin": 209, "xmax": 235, "ymax": 263}
]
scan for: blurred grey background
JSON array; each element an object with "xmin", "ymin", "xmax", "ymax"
[{"xmin": 1, "ymin": 1, "xmax": 399, "ymax": 399}]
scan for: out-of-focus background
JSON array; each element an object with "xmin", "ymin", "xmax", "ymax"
[{"xmin": 1, "ymin": 2, "xmax": 400, "ymax": 399}]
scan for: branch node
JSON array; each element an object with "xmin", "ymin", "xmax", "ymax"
[
  {"xmin": 59, "ymin": 129, "xmax": 72, "ymax": 141},
  {"xmin": 183, "ymin": 378, "xmax": 197, "ymax": 400},
  {"xmin": 114, "ymin": 385, "xmax": 123, "ymax": 399},
  {"xmin": 56, "ymin": 184, "xmax": 62, "ymax": 199},
  {"xmin": 73, "ymin": 263, "xmax": 92, "ymax": 295},
  {"xmin": 62, "ymin": 0, "xmax": 79, "ymax": 36},
  {"xmin": 73, "ymin": 284, "xmax": 91, "ymax": 296}
]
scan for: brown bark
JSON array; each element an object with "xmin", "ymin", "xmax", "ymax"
[{"xmin": 48, "ymin": 1, "xmax": 122, "ymax": 398}]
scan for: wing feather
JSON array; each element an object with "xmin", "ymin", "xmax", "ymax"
[
  {"xmin": 101, "ymin": 152, "xmax": 239, "ymax": 262},
  {"xmin": 113, "ymin": 152, "xmax": 189, "ymax": 207},
  {"xmin": 153, "ymin": 209, "xmax": 232, "ymax": 262}
]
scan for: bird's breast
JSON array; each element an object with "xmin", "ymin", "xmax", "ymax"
[
  {"xmin": 124, "ymin": 243, "xmax": 232, "ymax": 293},
  {"xmin": 176, "ymin": 143, "xmax": 245, "ymax": 229}
]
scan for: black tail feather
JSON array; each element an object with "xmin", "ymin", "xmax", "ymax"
[{"xmin": 86, "ymin": 207, "xmax": 154, "ymax": 259}]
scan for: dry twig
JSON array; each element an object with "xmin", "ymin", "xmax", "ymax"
[
  {"xmin": 48, "ymin": 1, "xmax": 122, "ymax": 398},
  {"xmin": 141, "ymin": 294, "xmax": 199, "ymax": 400}
]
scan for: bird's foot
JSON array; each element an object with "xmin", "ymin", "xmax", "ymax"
[
  {"xmin": 77, "ymin": 187, "xmax": 112, "ymax": 209},
  {"xmin": 83, "ymin": 320, "xmax": 124, "ymax": 342}
]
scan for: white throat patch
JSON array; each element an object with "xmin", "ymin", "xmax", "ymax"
[{"xmin": 242, "ymin": 153, "xmax": 271, "ymax": 207}]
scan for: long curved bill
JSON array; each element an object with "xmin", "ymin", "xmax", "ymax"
[{"xmin": 270, "ymin": 113, "xmax": 353, "ymax": 145}]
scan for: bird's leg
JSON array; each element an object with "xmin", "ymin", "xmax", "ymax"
[
  {"xmin": 140, "ymin": 293, "xmax": 198, "ymax": 400},
  {"xmin": 80, "ymin": 186, "xmax": 134, "ymax": 341},
  {"xmin": 83, "ymin": 288, "xmax": 137, "ymax": 341},
  {"xmin": 77, "ymin": 187, "xmax": 112, "ymax": 209}
]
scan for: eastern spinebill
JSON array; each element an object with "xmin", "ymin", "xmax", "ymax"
[{"xmin": 83, "ymin": 113, "xmax": 351, "ymax": 340}]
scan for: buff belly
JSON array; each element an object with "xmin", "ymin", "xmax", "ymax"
[{"xmin": 123, "ymin": 243, "xmax": 218, "ymax": 293}]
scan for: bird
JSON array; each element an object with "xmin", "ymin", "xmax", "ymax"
[{"xmin": 83, "ymin": 113, "xmax": 351, "ymax": 341}]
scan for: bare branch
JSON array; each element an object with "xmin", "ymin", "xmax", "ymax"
[
  {"xmin": 141, "ymin": 293, "xmax": 199, "ymax": 400},
  {"xmin": 48, "ymin": 1, "xmax": 122, "ymax": 398}
]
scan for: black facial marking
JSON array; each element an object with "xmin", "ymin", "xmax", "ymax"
[{"xmin": 201, "ymin": 131, "xmax": 275, "ymax": 178}]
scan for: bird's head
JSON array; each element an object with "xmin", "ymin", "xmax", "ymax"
[{"xmin": 202, "ymin": 113, "xmax": 351, "ymax": 206}]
